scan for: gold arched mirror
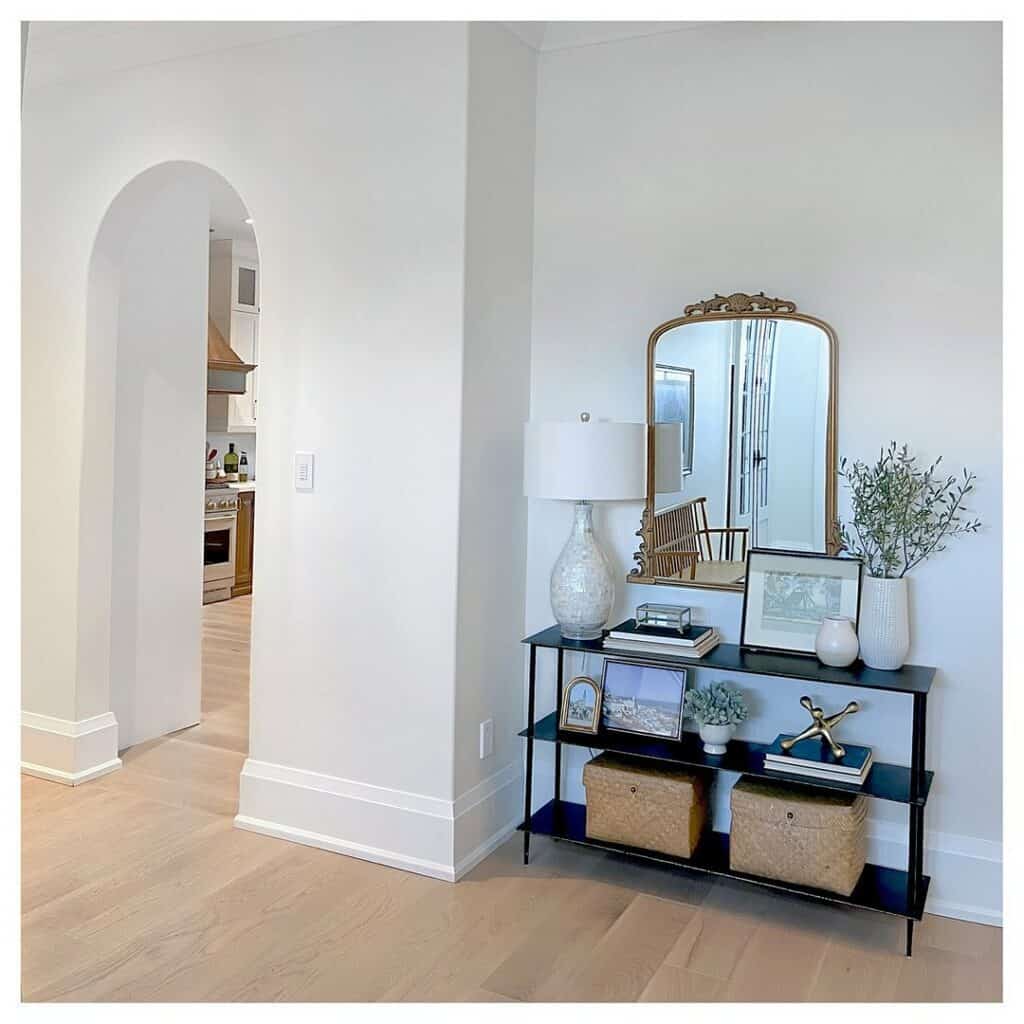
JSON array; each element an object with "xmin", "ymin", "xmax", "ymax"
[{"xmin": 629, "ymin": 292, "xmax": 838, "ymax": 592}]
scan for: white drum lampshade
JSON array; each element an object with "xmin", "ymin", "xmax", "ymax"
[{"xmin": 524, "ymin": 416, "xmax": 646, "ymax": 640}]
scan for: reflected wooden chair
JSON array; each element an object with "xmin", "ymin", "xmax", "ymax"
[{"xmin": 650, "ymin": 497, "xmax": 748, "ymax": 582}]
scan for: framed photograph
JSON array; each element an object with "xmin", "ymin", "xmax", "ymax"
[
  {"xmin": 600, "ymin": 659, "xmax": 687, "ymax": 740},
  {"xmin": 559, "ymin": 675, "xmax": 603, "ymax": 734},
  {"xmin": 654, "ymin": 363, "xmax": 695, "ymax": 476},
  {"xmin": 741, "ymin": 548, "xmax": 863, "ymax": 656}
]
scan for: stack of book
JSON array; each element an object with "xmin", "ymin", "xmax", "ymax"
[
  {"xmin": 763, "ymin": 734, "xmax": 874, "ymax": 786},
  {"xmin": 602, "ymin": 619, "xmax": 721, "ymax": 659}
]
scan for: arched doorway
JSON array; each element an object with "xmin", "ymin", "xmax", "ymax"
[{"xmin": 86, "ymin": 161, "xmax": 259, "ymax": 754}]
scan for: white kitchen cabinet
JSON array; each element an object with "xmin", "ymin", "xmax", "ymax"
[
  {"xmin": 233, "ymin": 258, "xmax": 259, "ymax": 314},
  {"xmin": 208, "ymin": 239, "xmax": 259, "ymax": 434}
]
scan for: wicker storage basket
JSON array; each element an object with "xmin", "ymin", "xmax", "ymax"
[
  {"xmin": 730, "ymin": 776, "xmax": 867, "ymax": 896},
  {"xmin": 582, "ymin": 752, "xmax": 708, "ymax": 858}
]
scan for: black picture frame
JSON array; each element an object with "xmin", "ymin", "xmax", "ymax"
[
  {"xmin": 599, "ymin": 658, "xmax": 688, "ymax": 741},
  {"xmin": 740, "ymin": 548, "xmax": 863, "ymax": 657}
]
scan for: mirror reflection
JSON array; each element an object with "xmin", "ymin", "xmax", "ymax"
[{"xmin": 645, "ymin": 313, "xmax": 833, "ymax": 588}]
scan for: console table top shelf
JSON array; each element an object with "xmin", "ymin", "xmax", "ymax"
[{"xmin": 522, "ymin": 625, "xmax": 936, "ymax": 696}]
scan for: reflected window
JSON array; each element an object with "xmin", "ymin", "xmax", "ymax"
[{"xmin": 654, "ymin": 364, "xmax": 695, "ymax": 477}]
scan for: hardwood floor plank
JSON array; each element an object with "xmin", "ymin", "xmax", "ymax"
[
  {"xmin": 639, "ymin": 963, "xmax": 725, "ymax": 1002},
  {"xmin": 480, "ymin": 880, "xmax": 633, "ymax": 1001},
  {"xmin": 894, "ymin": 942, "xmax": 1003, "ymax": 1002},
  {"xmin": 379, "ymin": 875, "xmax": 585, "ymax": 1001},
  {"xmin": 532, "ymin": 892, "xmax": 698, "ymax": 1002},
  {"xmin": 720, "ymin": 919, "xmax": 829, "ymax": 1001}
]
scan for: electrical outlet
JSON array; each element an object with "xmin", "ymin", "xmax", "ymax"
[{"xmin": 479, "ymin": 719, "xmax": 494, "ymax": 759}]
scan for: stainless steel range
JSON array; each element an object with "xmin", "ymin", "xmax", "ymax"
[{"xmin": 203, "ymin": 486, "xmax": 238, "ymax": 604}]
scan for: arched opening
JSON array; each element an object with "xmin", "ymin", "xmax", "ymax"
[{"xmin": 85, "ymin": 161, "xmax": 259, "ymax": 755}]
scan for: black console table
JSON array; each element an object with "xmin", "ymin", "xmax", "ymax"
[{"xmin": 519, "ymin": 625, "xmax": 935, "ymax": 957}]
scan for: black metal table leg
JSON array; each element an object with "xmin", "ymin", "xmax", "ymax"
[
  {"xmin": 523, "ymin": 644, "xmax": 537, "ymax": 865},
  {"xmin": 554, "ymin": 649, "xmax": 564, "ymax": 809},
  {"xmin": 906, "ymin": 693, "xmax": 928, "ymax": 956}
]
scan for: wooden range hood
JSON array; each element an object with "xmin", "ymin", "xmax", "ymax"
[{"xmin": 207, "ymin": 316, "xmax": 256, "ymax": 395}]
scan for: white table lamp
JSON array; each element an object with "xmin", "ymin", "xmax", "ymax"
[{"xmin": 524, "ymin": 414, "xmax": 646, "ymax": 639}]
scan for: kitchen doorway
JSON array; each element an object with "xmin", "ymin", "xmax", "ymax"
[{"xmin": 85, "ymin": 161, "xmax": 260, "ymax": 763}]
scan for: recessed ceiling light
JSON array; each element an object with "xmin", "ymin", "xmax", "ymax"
[{"xmin": 244, "ymin": 218, "xmax": 253, "ymax": 225}]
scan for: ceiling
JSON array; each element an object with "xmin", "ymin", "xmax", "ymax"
[
  {"xmin": 503, "ymin": 21, "xmax": 704, "ymax": 52},
  {"xmin": 24, "ymin": 21, "xmax": 704, "ymax": 92}
]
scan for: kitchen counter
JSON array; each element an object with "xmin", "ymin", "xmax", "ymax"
[{"xmin": 227, "ymin": 481, "xmax": 256, "ymax": 491}]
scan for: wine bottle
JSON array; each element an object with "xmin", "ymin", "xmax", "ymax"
[
  {"xmin": 239, "ymin": 451, "xmax": 249, "ymax": 482},
  {"xmin": 224, "ymin": 443, "xmax": 239, "ymax": 477}
]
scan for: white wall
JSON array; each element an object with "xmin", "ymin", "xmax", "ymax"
[
  {"xmin": 527, "ymin": 21, "xmax": 1001, "ymax": 922},
  {"xmin": 23, "ymin": 24, "xmax": 471, "ymax": 864},
  {"xmin": 451, "ymin": 23, "xmax": 537, "ymax": 872},
  {"xmin": 106, "ymin": 175, "xmax": 208, "ymax": 749}
]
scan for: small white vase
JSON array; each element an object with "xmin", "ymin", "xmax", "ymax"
[
  {"xmin": 550, "ymin": 502, "xmax": 614, "ymax": 640},
  {"xmin": 699, "ymin": 722, "xmax": 734, "ymax": 755},
  {"xmin": 815, "ymin": 616, "xmax": 859, "ymax": 668},
  {"xmin": 858, "ymin": 575, "xmax": 910, "ymax": 670}
]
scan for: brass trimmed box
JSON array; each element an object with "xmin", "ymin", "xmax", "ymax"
[
  {"xmin": 729, "ymin": 776, "xmax": 868, "ymax": 896},
  {"xmin": 583, "ymin": 752, "xmax": 708, "ymax": 859}
]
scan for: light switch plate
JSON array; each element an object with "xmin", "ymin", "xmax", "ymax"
[
  {"xmin": 294, "ymin": 452, "xmax": 314, "ymax": 491},
  {"xmin": 479, "ymin": 719, "xmax": 494, "ymax": 759}
]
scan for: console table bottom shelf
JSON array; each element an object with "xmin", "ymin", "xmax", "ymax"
[{"xmin": 520, "ymin": 799, "xmax": 929, "ymax": 921}]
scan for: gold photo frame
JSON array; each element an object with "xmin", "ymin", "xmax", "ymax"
[{"xmin": 559, "ymin": 675, "xmax": 603, "ymax": 735}]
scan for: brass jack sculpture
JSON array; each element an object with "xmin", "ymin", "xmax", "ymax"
[{"xmin": 780, "ymin": 696, "xmax": 860, "ymax": 760}]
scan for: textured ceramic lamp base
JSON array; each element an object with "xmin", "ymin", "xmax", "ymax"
[{"xmin": 550, "ymin": 502, "xmax": 614, "ymax": 640}]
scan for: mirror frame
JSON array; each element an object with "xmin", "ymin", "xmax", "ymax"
[{"xmin": 629, "ymin": 291, "xmax": 839, "ymax": 592}]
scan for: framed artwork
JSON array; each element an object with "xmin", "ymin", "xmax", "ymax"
[
  {"xmin": 599, "ymin": 659, "xmax": 688, "ymax": 740},
  {"xmin": 741, "ymin": 548, "xmax": 863, "ymax": 656},
  {"xmin": 559, "ymin": 675, "xmax": 603, "ymax": 734},
  {"xmin": 654, "ymin": 363, "xmax": 695, "ymax": 476}
]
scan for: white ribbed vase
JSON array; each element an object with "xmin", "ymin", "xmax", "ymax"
[
  {"xmin": 550, "ymin": 502, "xmax": 614, "ymax": 641},
  {"xmin": 858, "ymin": 576, "xmax": 910, "ymax": 671}
]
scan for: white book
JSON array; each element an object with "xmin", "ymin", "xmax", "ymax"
[
  {"xmin": 764, "ymin": 754, "xmax": 873, "ymax": 783},
  {"xmin": 763, "ymin": 751, "xmax": 872, "ymax": 777},
  {"xmin": 602, "ymin": 633, "xmax": 720, "ymax": 659}
]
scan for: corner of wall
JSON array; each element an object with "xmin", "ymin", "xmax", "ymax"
[{"xmin": 21, "ymin": 711, "xmax": 122, "ymax": 786}]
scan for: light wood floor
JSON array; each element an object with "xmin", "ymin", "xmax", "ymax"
[{"xmin": 22, "ymin": 595, "xmax": 1002, "ymax": 1002}]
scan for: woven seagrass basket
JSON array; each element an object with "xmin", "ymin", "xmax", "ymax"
[
  {"xmin": 583, "ymin": 752, "xmax": 708, "ymax": 858},
  {"xmin": 730, "ymin": 776, "xmax": 868, "ymax": 896}
]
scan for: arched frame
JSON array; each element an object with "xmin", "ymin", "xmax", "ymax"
[{"xmin": 628, "ymin": 292, "xmax": 839, "ymax": 593}]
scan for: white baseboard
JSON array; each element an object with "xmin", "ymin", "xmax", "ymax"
[
  {"xmin": 868, "ymin": 821, "xmax": 1002, "ymax": 926},
  {"xmin": 21, "ymin": 711, "xmax": 122, "ymax": 786},
  {"xmin": 235, "ymin": 758, "xmax": 522, "ymax": 883},
  {"xmin": 234, "ymin": 815, "xmax": 459, "ymax": 880}
]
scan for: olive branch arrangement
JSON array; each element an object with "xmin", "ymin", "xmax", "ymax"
[{"xmin": 834, "ymin": 442, "xmax": 982, "ymax": 579}]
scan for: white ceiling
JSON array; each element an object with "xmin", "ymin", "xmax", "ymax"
[
  {"xmin": 24, "ymin": 21, "xmax": 705, "ymax": 92},
  {"xmin": 504, "ymin": 21, "xmax": 704, "ymax": 52},
  {"xmin": 24, "ymin": 22, "xmax": 333, "ymax": 93}
]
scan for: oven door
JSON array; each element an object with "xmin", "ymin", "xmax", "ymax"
[{"xmin": 204, "ymin": 511, "xmax": 237, "ymax": 584}]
